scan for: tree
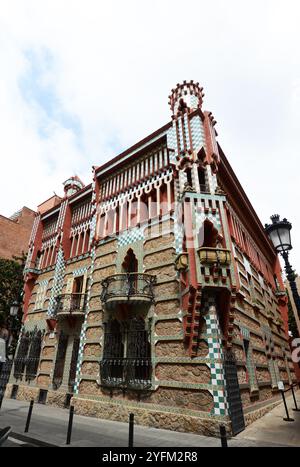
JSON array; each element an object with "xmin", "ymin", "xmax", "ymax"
[{"xmin": 0, "ymin": 255, "xmax": 25, "ymax": 327}]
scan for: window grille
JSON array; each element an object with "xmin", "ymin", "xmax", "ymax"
[
  {"xmin": 53, "ymin": 332, "xmax": 68, "ymax": 389},
  {"xmin": 13, "ymin": 329, "xmax": 43, "ymax": 381},
  {"xmin": 100, "ymin": 318, "xmax": 152, "ymax": 390},
  {"xmin": 13, "ymin": 332, "xmax": 31, "ymax": 380}
]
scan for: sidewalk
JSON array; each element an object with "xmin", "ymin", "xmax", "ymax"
[
  {"xmin": 235, "ymin": 391, "xmax": 300, "ymax": 447},
  {"xmin": 0, "ymin": 394, "xmax": 299, "ymax": 447}
]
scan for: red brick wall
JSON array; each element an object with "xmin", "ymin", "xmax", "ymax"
[{"xmin": 0, "ymin": 207, "xmax": 36, "ymax": 259}]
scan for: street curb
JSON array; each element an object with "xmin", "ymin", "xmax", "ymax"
[{"xmin": 10, "ymin": 431, "xmax": 58, "ymax": 447}]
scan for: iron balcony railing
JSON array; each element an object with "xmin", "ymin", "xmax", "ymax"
[
  {"xmin": 100, "ymin": 273, "xmax": 156, "ymax": 304},
  {"xmin": 24, "ymin": 260, "xmax": 41, "ymax": 275},
  {"xmin": 100, "ymin": 358, "xmax": 152, "ymax": 390},
  {"xmin": 54, "ymin": 293, "xmax": 87, "ymax": 316}
]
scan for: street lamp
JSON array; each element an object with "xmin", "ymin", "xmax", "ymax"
[
  {"xmin": 8, "ymin": 301, "xmax": 21, "ymax": 358},
  {"xmin": 265, "ymin": 214, "xmax": 300, "ymax": 319},
  {"xmin": 9, "ymin": 301, "xmax": 19, "ymax": 317}
]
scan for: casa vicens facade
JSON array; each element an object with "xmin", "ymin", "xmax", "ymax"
[{"xmin": 6, "ymin": 81, "xmax": 297, "ymax": 435}]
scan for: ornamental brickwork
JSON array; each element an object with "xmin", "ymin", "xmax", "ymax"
[{"xmin": 6, "ymin": 82, "xmax": 296, "ymax": 436}]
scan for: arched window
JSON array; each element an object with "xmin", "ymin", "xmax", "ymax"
[
  {"xmin": 198, "ymin": 167, "xmax": 206, "ymax": 191},
  {"xmin": 198, "ymin": 219, "xmax": 220, "ymax": 248},
  {"xmin": 122, "ymin": 249, "xmax": 138, "ymax": 273},
  {"xmin": 186, "ymin": 168, "xmax": 193, "ymax": 187}
]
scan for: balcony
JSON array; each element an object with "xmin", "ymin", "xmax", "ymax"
[
  {"xmin": 198, "ymin": 247, "xmax": 232, "ymax": 289},
  {"xmin": 24, "ymin": 260, "xmax": 41, "ymax": 276},
  {"xmin": 198, "ymin": 247, "xmax": 231, "ymax": 265},
  {"xmin": 54, "ymin": 293, "xmax": 87, "ymax": 319},
  {"xmin": 100, "ymin": 273, "xmax": 156, "ymax": 309}
]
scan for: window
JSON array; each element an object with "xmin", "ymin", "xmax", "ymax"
[
  {"xmin": 186, "ymin": 168, "xmax": 193, "ymax": 188},
  {"xmin": 100, "ymin": 317, "xmax": 152, "ymax": 390},
  {"xmin": 53, "ymin": 332, "xmax": 68, "ymax": 389},
  {"xmin": 198, "ymin": 167, "xmax": 206, "ymax": 191},
  {"xmin": 198, "ymin": 219, "xmax": 219, "ymax": 248},
  {"xmin": 35, "ymin": 281, "xmax": 48, "ymax": 310},
  {"xmin": 25, "ymin": 330, "xmax": 43, "ymax": 381},
  {"xmin": 243, "ymin": 338, "xmax": 258, "ymax": 393},
  {"xmin": 13, "ymin": 329, "xmax": 43, "ymax": 381}
]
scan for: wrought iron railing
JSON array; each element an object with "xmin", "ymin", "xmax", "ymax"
[
  {"xmin": 0, "ymin": 360, "xmax": 13, "ymax": 398},
  {"xmin": 54, "ymin": 293, "xmax": 87, "ymax": 316},
  {"xmin": 100, "ymin": 358, "xmax": 152, "ymax": 390},
  {"xmin": 13, "ymin": 329, "xmax": 43, "ymax": 381},
  {"xmin": 100, "ymin": 273, "xmax": 156, "ymax": 304},
  {"xmin": 100, "ymin": 318, "xmax": 152, "ymax": 390},
  {"xmin": 25, "ymin": 330, "xmax": 43, "ymax": 381},
  {"xmin": 24, "ymin": 260, "xmax": 41, "ymax": 274}
]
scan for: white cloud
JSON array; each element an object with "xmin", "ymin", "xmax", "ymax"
[{"xmin": 0, "ymin": 0, "xmax": 299, "ymax": 269}]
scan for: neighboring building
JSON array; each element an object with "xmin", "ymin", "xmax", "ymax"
[
  {"xmin": 6, "ymin": 82, "xmax": 296, "ymax": 435},
  {"xmin": 286, "ymin": 277, "xmax": 300, "ymax": 381},
  {"xmin": 0, "ymin": 207, "xmax": 36, "ymax": 260}
]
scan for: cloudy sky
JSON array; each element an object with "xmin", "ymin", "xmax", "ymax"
[{"xmin": 1, "ymin": 0, "xmax": 299, "ymax": 270}]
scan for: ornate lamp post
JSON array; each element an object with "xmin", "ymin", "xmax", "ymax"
[
  {"xmin": 9, "ymin": 301, "xmax": 19, "ymax": 318},
  {"xmin": 8, "ymin": 301, "xmax": 21, "ymax": 358},
  {"xmin": 265, "ymin": 215, "xmax": 300, "ymax": 320}
]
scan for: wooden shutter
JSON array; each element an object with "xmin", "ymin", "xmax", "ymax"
[{"xmin": 80, "ymin": 272, "xmax": 88, "ymax": 309}]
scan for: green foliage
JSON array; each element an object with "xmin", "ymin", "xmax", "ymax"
[{"xmin": 0, "ymin": 255, "xmax": 25, "ymax": 325}]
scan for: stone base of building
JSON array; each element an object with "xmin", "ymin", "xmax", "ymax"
[
  {"xmin": 71, "ymin": 395, "xmax": 230, "ymax": 437},
  {"xmin": 4, "ymin": 383, "xmax": 230, "ymax": 436},
  {"xmin": 243, "ymin": 396, "xmax": 283, "ymax": 427},
  {"xmin": 4, "ymin": 383, "xmax": 292, "ymax": 438},
  {"xmin": 4, "ymin": 383, "xmax": 73, "ymax": 409}
]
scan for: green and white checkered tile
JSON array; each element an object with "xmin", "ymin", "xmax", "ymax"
[
  {"xmin": 118, "ymin": 227, "xmax": 144, "ymax": 247},
  {"xmin": 167, "ymin": 126, "xmax": 177, "ymax": 161},
  {"xmin": 184, "ymin": 114, "xmax": 190, "ymax": 149},
  {"xmin": 174, "ymin": 217, "xmax": 184, "ymax": 254},
  {"xmin": 240, "ymin": 326, "xmax": 250, "ymax": 340},
  {"xmin": 73, "ymin": 324, "xmax": 87, "ymax": 394},
  {"xmin": 213, "ymin": 390, "xmax": 227, "ymax": 416},
  {"xmin": 73, "ymin": 266, "xmax": 89, "ymax": 277},
  {"xmin": 74, "ymin": 245, "xmax": 96, "ymax": 394},
  {"xmin": 190, "ymin": 114, "xmax": 205, "ymax": 151},
  {"xmin": 203, "ymin": 295, "xmax": 228, "ymax": 416},
  {"xmin": 47, "ymin": 247, "xmax": 65, "ymax": 318},
  {"xmin": 89, "ymin": 213, "xmax": 97, "ymax": 247}
]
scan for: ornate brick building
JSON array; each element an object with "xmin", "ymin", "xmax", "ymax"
[
  {"xmin": 0, "ymin": 207, "xmax": 36, "ymax": 260},
  {"xmin": 6, "ymin": 82, "xmax": 297, "ymax": 435}
]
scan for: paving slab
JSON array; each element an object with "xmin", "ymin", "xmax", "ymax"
[{"xmin": 0, "ymin": 394, "xmax": 299, "ymax": 447}]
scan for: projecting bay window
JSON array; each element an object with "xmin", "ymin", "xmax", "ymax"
[{"xmin": 100, "ymin": 318, "xmax": 152, "ymax": 390}]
